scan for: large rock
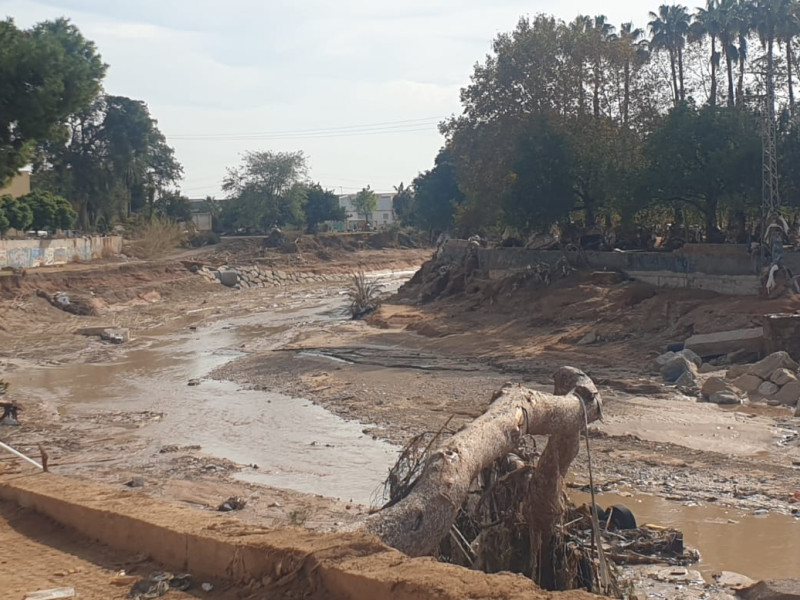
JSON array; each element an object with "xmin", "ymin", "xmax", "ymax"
[
  {"xmin": 662, "ymin": 356, "xmax": 698, "ymax": 384},
  {"xmin": 795, "ymin": 402, "xmax": 800, "ymax": 417},
  {"xmin": 710, "ymin": 390, "xmax": 744, "ymax": 405},
  {"xmin": 737, "ymin": 579, "xmax": 800, "ymax": 600},
  {"xmin": 679, "ymin": 348, "xmax": 703, "ymax": 368},
  {"xmin": 748, "ymin": 352, "xmax": 799, "ymax": 380},
  {"xmin": 732, "ymin": 374, "xmax": 764, "ymax": 394},
  {"xmin": 773, "ymin": 381, "xmax": 800, "ymax": 407},
  {"xmin": 757, "ymin": 381, "xmax": 780, "ymax": 397},
  {"xmin": 216, "ymin": 269, "xmax": 239, "ymax": 287},
  {"xmin": 685, "ymin": 328, "xmax": 764, "ymax": 359},
  {"xmin": 771, "ymin": 369, "xmax": 798, "ymax": 387},
  {"xmin": 676, "ymin": 370, "xmax": 700, "ymax": 390},
  {"xmin": 702, "ymin": 376, "xmax": 740, "ymax": 399},
  {"xmin": 726, "ymin": 364, "xmax": 751, "ymax": 380}
]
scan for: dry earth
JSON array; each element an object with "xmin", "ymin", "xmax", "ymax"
[{"xmin": 1, "ymin": 237, "xmax": 800, "ymax": 596}]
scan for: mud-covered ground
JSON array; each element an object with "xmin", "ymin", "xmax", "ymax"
[{"xmin": 2, "ymin": 237, "xmax": 800, "ymax": 594}]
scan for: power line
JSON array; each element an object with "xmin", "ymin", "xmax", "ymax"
[{"xmin": 168, "ymin": 116, "xmax": 445, "ymax": 141}]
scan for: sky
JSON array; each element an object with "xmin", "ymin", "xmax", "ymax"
[{"xmin": 1, "ymin": 1, "xmax": 652, "ymax": 198}]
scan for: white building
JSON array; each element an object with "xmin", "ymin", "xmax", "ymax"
[{"xmin": 338, "ymin": 192, "xmax": 396, "ymax": 230}]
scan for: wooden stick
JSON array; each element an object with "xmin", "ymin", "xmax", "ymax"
[{"xmin": 0, "ymin": 440, "xmax": 44, "ymax": 470}]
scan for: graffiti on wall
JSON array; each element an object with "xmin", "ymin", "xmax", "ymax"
[{"xmin": 0, "ymin": 236, "xmax": 122, "ymax": 269}]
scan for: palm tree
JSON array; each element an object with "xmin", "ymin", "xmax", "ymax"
[
  {"xmin": 691, "ymin": 0, "xmax": 723, "ymax": 107},
  {"xmin": 734, "ymin": 0, "xmax": 754, "ymax": 105},
  {"xmin": 589, "ymin": 15, "xmax": 617, "ymax": 118},
  {"xmin": 716, "ymin": 0, "xmax": 740, "ymax": 106},
  {"xmin": 649, "ymin": 4, "xmax": 692, "ymax": 104},
  {"xmin": 754, "ymin": 0, "xmax": 791, "ymax": 115},
  {"xmin": 615, "ymin": 22, "xmax": 648, "ymax": 124},
  {"xmin": 777, "ymin": 0, "xmax": 800, "ymax": 112},
  {"xmin": 568, "ymin": 15, "xmax": 593, "ymax": 115}
]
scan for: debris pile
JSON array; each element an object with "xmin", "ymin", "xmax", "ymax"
[
  {"xmin": 192, "ymin": 264, "xmax": 346, "ymax": 289},
  {"xmin": 723, "ymin": 352, "xmax": 800, "ymax": 413}
]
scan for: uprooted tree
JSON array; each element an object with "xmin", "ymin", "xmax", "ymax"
[{"xmin": 350, "ymin": 367, "xmax": 606, "ymax": 591}]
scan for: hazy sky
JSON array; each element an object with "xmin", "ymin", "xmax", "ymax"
[{"xmin": 2, "ymin": 1, "xmax": 651, "ymax": 197}]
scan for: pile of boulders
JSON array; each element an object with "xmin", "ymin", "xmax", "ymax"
[
  {"xmin": 656, "ymin": 348, "xmax": 703, "ymax": 392},
  {"xmin": 656, "ymin": 349, "xmax": 800, "ymax": 414},
  {"xmin": 722, "ymin": 351, "xmax": 800, "ymax": 415},
  {"xmin": 193, "ymin": 265, "xmax": 344, "ymax": 289}
]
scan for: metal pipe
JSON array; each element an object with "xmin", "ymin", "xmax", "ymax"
[{"xmin": 0, "ymin": 440, "xmax": 44, "ymax": 470}]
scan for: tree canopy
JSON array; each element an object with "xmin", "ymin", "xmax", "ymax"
[
  {"xmin": 221, "ymin": 151, "xmax": 308, "ymax": 231},
  {"xmin": 352, "ymin": 186, "xmax": 378, "ymax": 224},
  {"xmin": 0, "ymin": 18, "xmax": 106, "ymax": 186}
]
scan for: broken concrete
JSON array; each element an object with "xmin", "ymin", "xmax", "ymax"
[
  {"xmin": 748, "ymin": 352, "xmax": 799, "ymax": 380},
  {"xmin": 773, "ymin": 381, "xmax": 800, "ymax": 407},
  {"xmin": 770, "ymin": 369, "xmax": 798, "ymax": 387},
  {"xmin": 763, "ymin": 314, "xmax": 800, "ymax": 361},
  {"xmin": 738, "ymin": 579, "xmax": 800, "ymax": 600},
  {"xmin": 732, "ymin": 374, "xmax": 764, "ymax": 394},
  {"xmin": 684, "ymin": 328, "xmax": 764, "ymax": 360},
  {"xmin": 702, "ymin": 376, "xmax": 740, "ymax": 399}
]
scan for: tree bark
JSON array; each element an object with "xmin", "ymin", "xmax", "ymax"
[
  {"xmin": 361, "ymin": 367, "xmax": 602, "ymax": 557},
  {"xmin": 710, "ymin": 37, "xmax": 718, "ymax": 108}
]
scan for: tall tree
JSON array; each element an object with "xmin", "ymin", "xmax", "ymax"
[
  {"xmin": 352, "ymin": 186, "xmax": 378, "ymax": 226},
  {"xmin": 735, "ymin": 0, "xmax": 754, "ymax": 105},
  {"xmin": 649, "ymin": 4, "xmax": 691, "ymax": 105},
  {"xmin": 304, "ymin": 183, "xmax": 346, "ymax": 233},
  {"xmin": 221, "ymin": 150, "xmax": 307, "ymax": 231},
  {"xmin": 392, "ymin": 182, "xmax": 414, "ymax": 225},
  {"xmin": 35, "ymin": 95, "xmax": 182, "ymax": 229},
  {"xmin": 0, "ymin": 18, "xmax": 106, "ymax": 185},
  {"xmin": 641, "ymin": 103, "xmax": 760, "ymax": 240},
  {"xmin": 589, "ymin": 16, "xmax": 617, "ymax": 119},
  {"xmin": 754, "ymin": 0, "xmax": 791, "ymax": 118},
  {"xmin": 776, "ymin": 0, "xmax": 800, "ymax": 112},
  {"xmin": 411, "ymin": 148, "xmax": 465, "ymax": 234},
  {"xmin": 691, "ymin": 1, "xmax": 723, "ymax": 107},
  {"xmin": 614, "ymin": 23, "xmax": 648, "ymax": 124}
]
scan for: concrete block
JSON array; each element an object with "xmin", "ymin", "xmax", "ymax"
[
  {"xmin": 773, "ymin": 381, "xmax": 800, "ymax": 406},
  {"xmin": 763, "ymin": 313, "xmax": 800, "ymax": 360},
  {"xmin": 685, "ymin": 328, "xmax": 764, "ymax": 359}
]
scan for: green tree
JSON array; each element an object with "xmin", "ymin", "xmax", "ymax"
[
  {"xmin": 221, "ymin": 150, "xmax": 308, "ymax": 231},
  {"xmin": 411, "ymin": 148, "xmax": 465, "ymax": 233},
  {"xmin": 613, "ymin": 22, "xmax": 649, "ymax": 125},
  {"xmin": 0, "ymin": 195, "xmax": 33, "ymax": 231},
  {"xmin": 504, "ymin": 115, "xmax": 576, "ymax": 231},
  {"xmin": 154, "ymin": 191, "xmax": 192, "ymax": 222},
  {"xmin": 641, "ymin": 103, "xmax": 760, "ymax": 240},
  {"xmin": 18, "ymin": 190, "xmax": 76, "ymax": 231},
  {"xmin": 649, "ymin": 4, "xmax": 691, "ymax": 105},
  {"xmin": 304, "ymin": 183, "xmax": 346, "ymax": 233},
  {"xmin": 352, "ymin": 186, "xmax": 378, "ymax": 226},
  {"xmin": 35, "ymin": 95, "xmax": 182, "ymax": 229},
  {"xmin": 691, "ymin": 1, "xmax": 723, "ymax": 107},
  {"xmin": 0, "ymin": 18, "xmax": 106, "ymax": 185},
  {"xmin": 0, "ymin": 203, "xmax": 9, "ymax": 235},
  {"xmin": 392, "ymin": 182, "xmax": 415, "ymax": 225}
]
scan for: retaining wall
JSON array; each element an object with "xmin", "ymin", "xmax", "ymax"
[
  {"xmin": 0, "ymin": 236, "xmax": 123, "ymax": 268},
  {"xmin": 440, "ymin": 241, "xmax": 785, "ymax": 296},
  {"xmin": 0, "ymin": 473, "xmax": 567, "ymax": 600}
]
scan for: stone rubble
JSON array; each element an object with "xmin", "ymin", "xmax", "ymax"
[{"xmin": 193, "ymin": 264, "xmax": 348, "ymax": 289}]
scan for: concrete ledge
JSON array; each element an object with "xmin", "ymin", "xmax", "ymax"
[{"xmin": 0, "ymin": 473, "xmax": 577, "ymax": 600}]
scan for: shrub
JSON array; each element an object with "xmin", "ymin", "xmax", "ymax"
[
  {"xmin": 125, "ymin": 217, "xmax": 186, "ymax": 259},
  {"xmin": 186, "ymin": 231, "xmax": 220, "ymax": 248},
  {"xmin": 346, "ymin": 271, "xmax": 383, "ymax": 319}
]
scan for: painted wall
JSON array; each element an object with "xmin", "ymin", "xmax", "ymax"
[{"xmin": 0, "ymin": 236, "xmax": 123, "ymax": 269}]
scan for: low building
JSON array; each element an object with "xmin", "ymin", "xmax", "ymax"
[
  {"xmin": 187, "ymin": 198, "xmax": 213, "ymax": 231},
  {"xmin": 0, "ymin": 172, "xmax": 31, "ymax": 198},
  {"xmin": 337, "ymin": 192, "xmax": 396, "ymax": 230}
]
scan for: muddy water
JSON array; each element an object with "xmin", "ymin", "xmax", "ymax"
[
  {"xmin": 10, "ymin": 273, "xmax": 414, "ymax": 506},
  {"xmin": 572, "ymin": 491, "xmax": 800, "ymax": 580}
]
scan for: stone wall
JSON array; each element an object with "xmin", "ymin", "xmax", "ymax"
[
  {"xmin": 439, "ymin": 241, "xmax": 781, "ymax": 296},
  {"xmin": 0, "ymin": 236, "xmax": 123, "ymax": 269}
]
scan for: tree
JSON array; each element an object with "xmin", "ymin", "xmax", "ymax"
[
  {"xmin": 392, "ymin": 182, "xmax": 415, "ymax": 225},
  {"xmin": 18, "ymin": 190, "xmax": 76, "ymax": 231},
  {"xmin": 304, "ymin": 183, "xmax": 346, "ymax": 233},
  {"xmin": 641, "ymin": 103, "xmax": 760, "ymax": 240},
  {"xmin": 504, "ymin": 115, "xmax": 576, "ymax": 232},
  {"xmin": 35, "ymin": 95, "xmax": 183, "ymax": 229},
  {"xmin": 411, "ymin": 148, "xmax": 465, "ymax": 234},
  {"xmin": 0, "ymin": 18, "xmax": 106, "ymax": 185},
  {"xmin": 0, "ymin": 195, "xmax": 33, "ymax": 232},
  {"xmin": 0, "ymin": 202, "xmax": 9, "ymax": 235},
  {"xmin": 589, "ymin": 16, "xmax": 617, "ymax": 119},
  {"xmin": 614, "ymin": 23, "xmax": 649, "ymax": 124},
  {"xmin": 154, "ymin": 191, "xmax": 192, "ymax": 222},
  {"xmin": 221, "ymin": 150, "xmax": 308, "ymax": 231},
  {"xmin": 691, "ymin": 1, "xmax": 723, "ymax": 107},
  {"xmin": 735, "ymin": 0, "xmax": 754, "ymax": 105},
  {"xmin": 649, "ymin": 4, "xmax": 691, "ymax": 105},
  {"xmin": 352, "ymin": 186, "xmax": 378, "ymax": 226}
]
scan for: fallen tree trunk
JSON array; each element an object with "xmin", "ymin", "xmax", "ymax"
[{"xmin": 361, "ymin": 366, "xmax": 602, "ymax": 558}]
